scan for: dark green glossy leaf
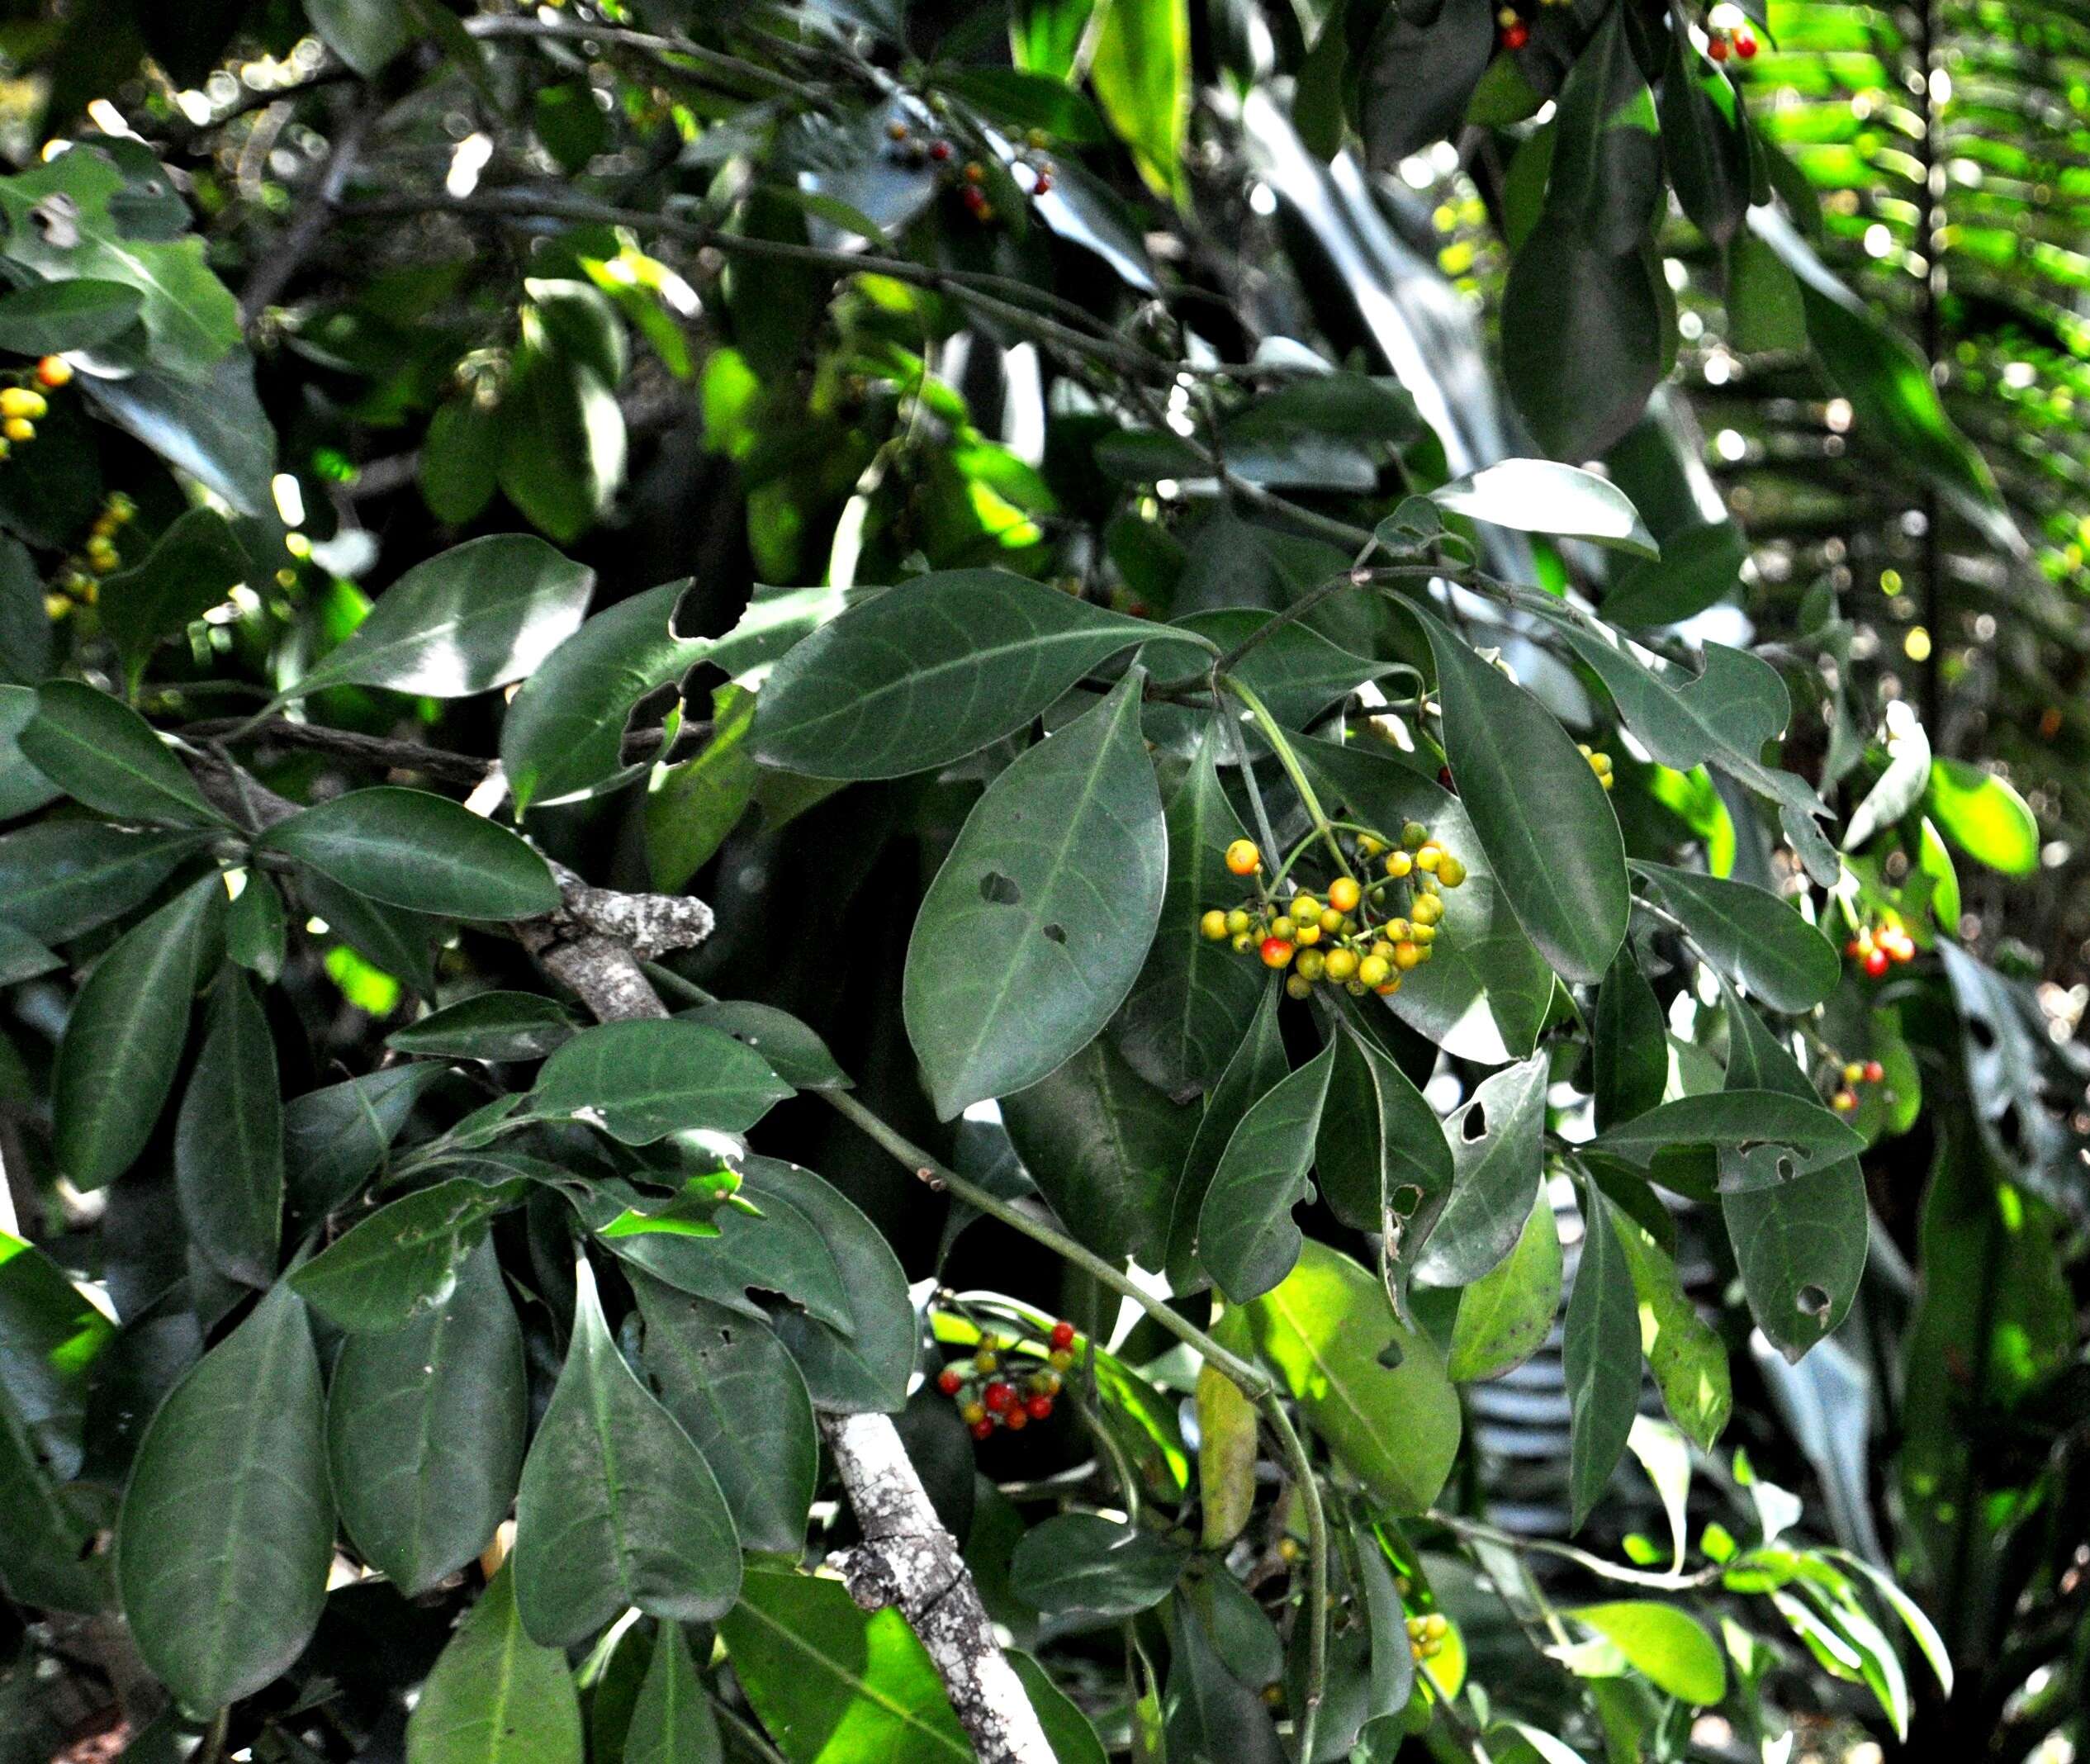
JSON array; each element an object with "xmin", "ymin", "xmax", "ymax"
[
  {"xmin": 406, "ymin": 1565, "xmax": 581, "ymax": 1764},
  {"xmin": 1358, "ymin": 0, "xmax": 1493, "ymax": 169},
  {"xmin": 1502, "ymin": 227, "xmax": 1665, "ymax": 461},
  {"xmin": 0, "ymin": 277, "xmax": 144, "ymax": 353},
  {"xmin": 387, "ymin": 993, "xmax": 580, "ymax": 1062},
  {"xmin": 495, "ymin": 337, "xmax": 624, "ymax": 544},
  {"xmin": 299, "ymin": 869, "xmax": 443, "ymax": 999},
  {"xmin": 1593, "ymin": 948, "xmax": 1666, "ymax": 1130},
  {"xmin": 1010, "ymin": 1513, "xmax": 1188, "ymax": 1624},
  {"xmin": 1197, "ymin": 1037, "xmax": 1337, "ymax": 1302},
  {"xmin": 53, "ymin": 873, "xmax": 223, "ymax": 1189},
  {"xmin": 291, "ymin": 1178, "xmax": 522, "ymax": 1332},
  {"xmin": 261, "ymin": 787, "xmax": 561, "ymax": 920},
  {"xmin": 283, "ymin": 1065, "xmax": 451, "ymax": 1219},
  {"xmin": 531, "ymin": 1019, "xmax": 792, "ymax": 1143},
  {"xmin": 1563, "ymin": 1186, "xmax": 1640, "ymax": 1529},
  {"xmin": 643, "ymin": 683, "xmax": 756, "ymax": 892},
  {"xmin": 1003, "ymin": 1034, "xmax": 1193, "ymax": 1267},
  {"xmin": 1315, "ymin": 1023, "xmax": 1453, "ymax": 1231},
  {"xmin": 633, "ymin": 1277, "xmax": 818, "ymax": 1556},
  {"xmin": 1547, "ymin": 7, "xmax": 1661, "ymax": 254},
  {"xmin": 17, "ymin": 680, "xmax": 227, "ymax": 827},
  {"xmin": 1416, "ymin": 608, "xmax": 1628, "ymax": 984},
  {"xmin": 225, "ymin": 871, "xmax": 286, "ymax": 982},
  {"xmin": 1446, "ymin": 1188, "xmax": 1562, "ymax": 1382},
  {"xmin": 751, "ymin": 571, "xmax": 1159, "ymax": 780},
  {"xmin": 419, "ymin": 395, "xmax": 500, "ymax": 525},
  {"xmin": 623, "ymin": 1621, "xmax": 722, "ymax": 1764},
  {"xmin": 1168, "ymin": 1593, "xmax": 1286, "ymax": 1764},
  {"xmin": 513, "ymin": 1259, "xmax": 741, "ymax": 1646},
  {"xmin": 1590, "ymin": 1088, "xmax": 1861, "ymax": 1178},
  {"xmin": 116, "ymin": 1283, "xmax": 333, "ymax": 1709},
  {"xmin": 174, "ymin": 974, "xmax": 282, "ymax": 1288},
  {"xmin": 1725, "ymin": 231, "xmax": 1808, "ymax": 353},
  {"xmin": 1430, "ymin": 460, "xmax": 1656, "ymax": 557},
  {"xmin": 283, "ymin": 533, "xmax": 595, "ymax": 702},
  {"xmin": 680, "ymin": 1002, "xmax": 851, "ymax": 1091},
  {"xmin": 1599, "ymin": 522, "xmax": 1747, "ymax": 628},
  {"xmin": 940, "ymin": 68, "xmax": 1107, "ymax": 143},
  {"xmin": 903, "ymin": 674, "xmax": 1164, "ymax": 1118},
  {"xmin": 328, "ymin": 1236, "xmax": 525, "ymax": 1596},
  {"xmin": 1660, "ymin": 15, "xmax": 1750, "ymax": 246},
  {"xmin": 306, "ymin": 0, "xmax": 416, "ymax": 77},
  {"xmin": 0, "ymin": 918, "xmax": 58, "ymax": 984},
  {"xmin": 1164, "ymin": 979, "xmax": 1287, "ymax": 1292},
  {"xmin": 83, "ymin": 353, "xmax": 277, "ymax": 516},
  {"xmin": 1230, "ymin": 1240, "xmax": 1461, "ymax": 1514},
  {"xmin": 1413, "ymin": 1054, "xmax": 1547, "ymax": 1288},
  {"xmin": 1634, "ymin": 862, "xmax": 1837, "ymax": 1012}
]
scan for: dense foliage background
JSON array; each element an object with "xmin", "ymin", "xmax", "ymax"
[{"xmin": 0, "ymin": 1, "xmax": 2084, "ymax": 1762}]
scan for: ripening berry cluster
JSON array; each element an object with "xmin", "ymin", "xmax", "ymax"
[
  {"xmin": 885, "ymin": 121, "xmax": 1054, "ymax": 225},
  {"xmin": 1406, "ymin": 1611, "xmax": 1450, "ymax": 1662},
  {"xmin": 1494, "ymin": 0, "xmax": 1566, "ymax": 51},
  {"xmin": 1202, "ymin": 824, "xmax": 1466, "ymax": 1003},
  {"xmin": 1830, "ymin": 1058, "xmax": 1886, "ymax": 1113},
  {"xmin": 1706, "ymin": 19, "xmax": 1760, "ymax": 59},
  {"xmin": 0, "ymin": 358, "xmax": 68, "ymax": 461},
  {"xmin": 1845, "ymin": 921, "xmax": 1915, "ymax": 979},
  {"xmin": 933, "ymin": 1320, "xmax": 1076, "ymax": 1441},
  {"xmin": 1579, "ymin": 744, "xmax": 1614, "ymax": 791}
]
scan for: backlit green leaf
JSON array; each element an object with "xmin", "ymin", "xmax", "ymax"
[{"xmin": 1563, "ymin": 1186, "xmax": 1640, "ymax": 1529}]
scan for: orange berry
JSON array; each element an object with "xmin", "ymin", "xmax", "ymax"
[
  {"xmin": 1225, "ymin": 839, "xmax": 1262, "ymax": 875},
  {"xmin": 1259, "ymin": 937, "xmax": 1295, "ymax": 969}
]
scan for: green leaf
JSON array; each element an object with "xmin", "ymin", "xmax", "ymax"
[
  {"xmin": 0, "ymin": 149, "xmax": 238, "ymax": 380},
  {"xmin": 1010, "ymin": 1513, "xmax": 1189, "ymax": 1623},
  {"xmin": 1447, "ymin": 1188, "xmax": 1562, "ymax": 1382},
  {"xmin": 1230, "ymin": 1240, "xmax": 1461, "ymax": 1514},
  {"xmin": 0, "ymin": 277, "xmax": 144, "ymax": 353},
  {"xmin": 940, "ymin": 68, "xmax": 1108, "ymax": 143},
  {"xmin": 751, "ymin": 570, "xmax": 1159, "ymax": 780},
  {"xmin": 406, "ymin": 1566, "xmax": 581, "ymax": 1764},
  {"xmin": 1315, "ymin": 1022, "xmax": 1453, "ymax": 1231},
  {"xmin": 1197, "ymin": 1360, "xmax": 1258, "ymax": 1549},
  {"xmin": 1431, "ymin": 461, "xmax": 1656, "ymax": 558},
  {"xmin": 502, "ymin": 580, "xmax": 707, "ymax": 813},
  {"xmin": 1659, "ymin": 17, "xmax": 1750, "ymax": 247},
  {"xmin": 1002, "ymin": 1034, "xmax": 1194, "ymax": 1268},
  {"xmin": 1415, "ymin": 608, "xmax": 1628, "ymax": 984},
  {"xmin": 903, "ymin": 674, "xmax": 1165, "ymax": 1119},
  {"xmin": 0, "ymin": 1396, "xmax": 109, "ymax": 1612},
  {"xmin": 1164, "ymin": 979, "xmax": 1287, "ymax": 1292},
  {"xmin": 1610, "ymin": 1207, "xmax": 1730, "ymax": 1449},
  {"xmin": 679, "ymin": 1002, "xmax": 851, "ymax": 1092},
  {"xmin": 1565, "ymin": 1602, "xmax": 1727, "ymax": 1705},
  {"xmin": 1842, "ymin": 714, "xmax": 1931, "ymax": 852},
  {"xmin": 531, "ymin": 1019, "xmax": 792, "ymax": 1143},
  {"xmin": 174, "ymin": 974, "xmax": 283, "ymax": 1288},
  {"xmin": 720, "ymin": 1567, "xmax": 970, "ymax": 1761},
  {"xmin": 17, "ymin": 680, "xmax": 228, "ymax": 827},
  {"xmin": 1725, "ymin": 233, "xmax": 1808, "ymax": 353},
  {"xmin": 623, "ymin": 1621, "xmax": 723, "ymax": 1764},
  {"xmin": 0, "ymin": 823, "xmax": 204, "ymax": 944},
  {"xmin": 260, "ymin": 787, "xmax": 562, "ymax": 920},
  {"xmin": 1718, "ymin": 998, "xmax": 1867, "ymax": 1360},
  {"xmin": 1413, "ymin": 1054, "xmax": 1547, "ymax": 1288},
  {"xmin": 84, "ymin": 353, "xmax": 277, "ymax": 516},
  {"xmin": 633, "ymin": 1278, "xmax": 817, "ymax": 1556},
  {"xmin": 1593, "ymin": 950, "xmax": 1666, "ymax": 1131},
  {"xmin": 498, "ymin": 335, "xmax": 626, "ymax": 543},
  {"xmin": 1563, "ymin": 1186, "xmax": 1640, "ymax": 1529},
  {"xmin": 283, "ymin": 1065, "xmax": 452, "ymax": 1219},
  {"xmin": 1358, "ymin": 0, "xmax": 1493, "ymax": 170},
  {"xmin": 1600, "ymin": 523, "xmax": 1748, "ymax": 628},
  {"xmin": 644, "ymin": 684, "xmax": 757, "ymax": 892},
  {"xmin": 1590, "ymin": 1089, "xmax": 1862, "ymax": 1178},
  {"xmin": 1088, "ymin": 0, "xmax": 1190, "ymax": 206},
  {"xmin": 419, "ymin": 396, "xmax": 500, "ymax": 525},
  {"xmin": 97, "ymin": 508, "xmax": 248, "ymax": 688},
  {"xmin": 1634, "ymin": 862, "xmax": 1838, "ymax": 1013},
  {"xmin": 226, "ymin": 870, "xmax": 286, "ymax": 982},
  {"xmin": 291, "ymin": 1178, "xmax": 521, "ymax": 1332},
  {"xmin": 1502, "ymin": 228, "xmax": 1665, "ymax": 461},
  {"xmin": 1112, "ymin": 729, "xmax": 1265, "ymax": 1098},
  {"xmin": 1197, "ymin": 1038, "xmax": 1338, "ymax": 1302},
  {"xmin": 329, "ymin": 1237, "xmax": 524, "ymax": 1596},
  {"xmin": 306, "ymin": 0, "xmax": 417, "ymax": 78},
  {"xmin": 1546, "ymin": 7, "xmax": 1661, "ymax": 254},
  {"xmin": 387, "ymin": 992, "xmax": 579, "ymax": 1062},
  {"xmin": 282, "ymin": 534, "xmax": 595, "ymax": 702},
  {"xmin": 299, "ymin": 869, "xmax": 444, "ymax": 998},
  {"xmin": 0, "ymin": 918, "xmax": 57, "ymax": 984},
  {"xmin": 53, "ymin": 872, "xmax": 223, "ymax": 1189},
  {"xmin": 1925, "ymin": 756, "xmax": 2037, "ymax": 875},
  {"xmin": 514, "ymin": 1258, "xmax": 741, "ymax": 1646},
  {"xmin": 116, "ymin": 1283, "xmax": 334, "ymax": 1709}
]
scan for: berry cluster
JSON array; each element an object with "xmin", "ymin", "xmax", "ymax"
[
  {"xmin": 1845, "ymin": 921, "xmax": 1915, "ymax": 978},
  {"xmin": 1580, "ymin": 745, "xmax": 1614, "ymax": 791},
  {"xmin": 0, "ymin": 358, "xmax": 68, "ymax": 461},
  {"xmin": 1406, "ymin": 1610, "xmax": 1450, "ymax": 1663},
  {"xmin": 1204, "ymin": 826, "xmax": 1466, "ymax": 1003},
  {"xmin": 1494, "ymin": 0, "xmax": 1566, "ymax": 51},
  {"xmin": 1706, "ymin": 18, "xmax": 1760, "ymax": 59},
  {"xmin": 933, "ymin": 1320, "xmax": 1076, "ymax": 1441},
  {"xmin": 885, "ymin": 121, "xmax": 1054, "ymax": 225},
  {"xmin": 1830, "ymin": 1058, "xmax": 1886, "ymax": 1112}
]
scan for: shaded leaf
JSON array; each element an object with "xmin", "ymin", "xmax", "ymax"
[
  {"xmin": 531, "ymin": 1019, "xmax": 792, "ymax": 1144},
  {"xmin": 1447, "ymin": 1188, "xmax": 1562, "ymax": 1382},
  {"xmin": 1563, "ymin": 1186, "xmax": 1640, "ymax": 1529},
  {"xmin": 291, "ymin": 1178, "xmax": 521, "ymax": 1332},
  {"xmin": 17, "ymin": 680, "xmax": 227, "ymax": 827},
  {"xmin": 261, "ymin": 787, "xmax": 561, "ymax": 920},
  {"xmin": 1197, "ymin": 1037, "xmax": 1338, "ymax": 1302},
  {"xmin": 1636, "ymin": 861, "xmax": 1838, "ymax": 1013},
  {"xmin": 406, "ymin": 1566, "xmax": 581, "ymax": 1764},
  {"xmin": 174, "ymin": 973, "xmax": 283, "ymax": 1287}
]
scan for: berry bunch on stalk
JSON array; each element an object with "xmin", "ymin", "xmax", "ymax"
[
  {"xmin": 1830, "ymin": 1058, "xmax": 1888, "ymax": 1114},
  {"xmin": 933, "ymin": 1317, "xmax": 1078, "ymax": 1442},
  {"xmin": 1201, "ymin": 821, "xmax": 1467, "ymax": 1003},
  {"xmin": 1845, "ymin": 919, "xmax": 1916, "ymax": 978}
]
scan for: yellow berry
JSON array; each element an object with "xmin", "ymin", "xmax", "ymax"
[
  {"xmin": 1270, "ymin": 917, "xmax": 1296, "ymax": 941},
  {"xmin": 1411, "ymin": 894, "xmax": 1443, "ymax": 927},
  {"xmin": 1355, "ymin": 836, "xmax": 1383, "ymax": 859},
  {"xmin": 1405, "ymin": 1616, "xmax": 1424, "ymax": 1637},
  {"xmin": 1286, "ymin": 974, "xmax": 1312, "ymax": 1000},
  {"xmin": 1832, "ymin": 1089, "xmax": 1857, "ymax": 1112},
  {"xmin": 1415, "ymin": 843, "xmax": 1443, "ymax": 873},
  {"xmin": 1410, "ymin": 923, "xmax": 1436, "ymax": 946},
  {"xmin": 960, "ymin": 1401, "xmax": 986, "ymax": 1425},
  {"xmin": 1201, "ymin": 909, "xmax": 1230, "ymax": 941},
  {"xmin": 1394, "ymin": 941, "xmax": 1421, "ymax": 970},
  {"xmin": 1296, "ymin": 949, "xmax": 1326, "ymax": 982},
  {"xmin": 1358, "ymin": 955, "xmax": 1389, "ymax": 987},
  {"xmin": 1277, "ymin": 1538, "xmax": 1301, "ymax": 1562},
  {"xmin": 1424, "ymin": 1613, "xmax": 1448, "ymax": 1638},
  {"xmin": 0, "ymin": 387, "xmax": 47, "ymax": 420},
  {"xmin": 1231, "ymin": 932, "xmax": 1254, "ymax": 954},
  {"xmin": 1295, "ymin": 922, "xmax": 1321, "ymax": 946},
  {"xmin": 974, "ymin": 1349, "xmax": 999, "ymax": 1373},
  {"xmin": 1226, "ymin": 908, "xmax": 1251, "ymax": 934},
  {"xmin": 1371, "ymin": 939, "xmax": 1396, "ymax": 960},
  {"xmin": 1048, "ymin": 1348, "xmax": 1075, "ymax": 1371},
  {"xmin": 3, "ymin": 417, "xmax": 34, "ymax": 443},
  {"xmin": 1328, "ymin": 877, "xmax": 1362, "ymax": 913},
  {"xmin": 1293, "ymin": 894, "xmax": 1321, "ymax": 922},
  {"xmin": 1318, "ymin": 908, "xmax": 1344, "ymax": 934},
  {"xmin": 1437, "ymin": 856, "xmax": 1467, "ymax": 888},
  {"xmin": 1842, "ymin": 1061, "xmax": 1865, "ymax": 1085},
  {"xmin": 1324, "ymin": 947, "xmax": 1358, "ymax": 982},
  {"xmin": 1225, "ymin": 839, "xmax": 1262, "ymax": 875},
  {"xmin": 1384, "ymin": 851, "xmax": 1413, "ymax": 879}
]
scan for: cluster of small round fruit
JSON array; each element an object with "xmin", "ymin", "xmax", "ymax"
[
  {"xmin": 1706, "ymin": 17, "xmax": 1761, "ymax": 59},
  {"xmin": 1845, "ymin": 920, "xmax": 1915, "ymax": 978},
  {"xmin": 78, "ymin": 491, "xmax": 135, "ymax": 579},
  {"xmin": 1494, "ymin": 0, "xmax": 1567, "ymax": 50},
  {"xmin": 1580, "ymin": 744, "xmax": 1615, "ymax": 791},
  {"xmin": 933, "ymin": 1320, "xmax": 1077, "ymax": 1441},
  {"xmin": 1406, "ymin": 1611, "xmax": 1451, "ymax": 1663},
  {"xmin": 1830, "ymin": 1058, "xmax": 1886, "ymax": 1113},
  {"xmin": 0, "ymin": 358, "xmax": 69, "ymax": 460},
  {"xmin": 884, "ymin": 121, "xmax": 1054, "ymax": 224},
  {"xmin": 1201, "ymin": 827, "xmax": 1466, "ymax": 1002}
]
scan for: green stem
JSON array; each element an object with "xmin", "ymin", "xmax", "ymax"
[
  {"xmin": 1223, "ymin": 676, "xmax": 1353, "ymax": 880},
  {"xmin": 1424, "ymin": 1510, "xmax": 1727, "ymax": 1591},
  {"xmin": 1265, "ymin": 1397, "xmax": 1329, "ymax": 1762}
]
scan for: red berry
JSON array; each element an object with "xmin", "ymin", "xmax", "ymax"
[
  {"xmin": 1708, "ymin": 33, "xmax": 1730, "ymax": 59},
  {"xmin": 1845, "ymin": 938, "xmax": 1864, "ymax": 958},
  {"xmin": 1003, "ymin": 1406, "xmax": 1028, "ymax": 1431},
  {"xmin": 1050, "ymin": 1320, "xmax": 1075, "ymax": 1351},
  {"xmin": 1500, "ymin": 21, "xmax": 1529, "ymax": 49},
  {"xmin": 971, "ymin": 1419, "xmax": 994, "ymax": 1440},
  {"xmin": 1026, "ymin": 1394, "xmax": 1054, "ymax": 1420},
  {"xmin": 1737, "ymin": 31, "xmax": 1758, "ymax": 57},
  {"xmin": 928, "ymin": 140, "xmax": 952, "ymax": 163},
  {"xmin": 1033, "ymin": 171, "xmax": 1053, "ymax": 196},
  {"xmin": 936, "ymin": 1367, "xmax": 964, "ymax": 1396},
  {"xmin": 983, "ymin": 1380, "xmax": 1016, "ymax": 1413},
  {"xmin": 1863, "ymin": 1060, "xmax": 1884, "ymax": 1084},
  {"xmin": 1864, "ymin": 948, "xmax": 1890, "ymax": 978}
]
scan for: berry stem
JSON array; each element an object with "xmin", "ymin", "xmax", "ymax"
[{"xmin": 1224, "ymin": 676, "xmax": 1355, "ymax": 880}]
